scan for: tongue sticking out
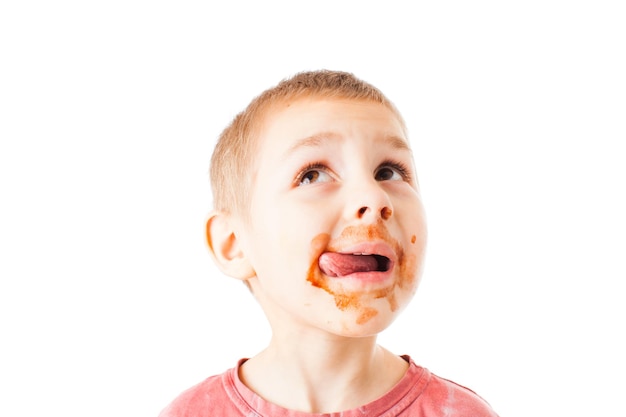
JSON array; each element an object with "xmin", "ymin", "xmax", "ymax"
[{"xmin": 318, "ymin": 253, "xmax": 390, "ymax": 277}]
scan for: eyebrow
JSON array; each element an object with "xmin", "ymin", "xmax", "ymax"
[
  {"xmin": 284, "ymin": 131, "xmax": 412, "ymax": 158},
  {"xmin": 383, "ymin": 135, "xmax": 413, "ymax": 153}
]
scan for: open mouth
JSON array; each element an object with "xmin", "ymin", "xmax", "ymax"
[{"xmin": 318, "ymin": 252, "xmax": 392, "ymax": 278}]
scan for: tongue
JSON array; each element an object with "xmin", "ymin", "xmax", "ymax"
[{"xmin": 318, "ymin": 253, "xmax": 380, "ymax": 277}]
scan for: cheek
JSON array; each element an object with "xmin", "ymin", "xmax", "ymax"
[
  {"xmin": 401, "ymin": 225, "xmax": 427, "ymax": 293},
  {"xmin": 251, "ymin": 205, "xmax": 323, "ymax": 283},
  {"xmin": 398, "ymin": 251, "xmax": 422, "ymax": 294}
]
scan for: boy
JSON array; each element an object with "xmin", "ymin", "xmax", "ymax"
[{"xmin": 160, "ymin": 70, "xmax": 498, "ymax": 416}]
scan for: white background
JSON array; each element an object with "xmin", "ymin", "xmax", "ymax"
[{"xmin": 1, "ymin": 1, "xmax": 625, "ymax": 416}]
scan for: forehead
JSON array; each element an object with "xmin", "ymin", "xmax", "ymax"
[{"xmin": 256, "ymin": 98, "xmax": 409, "ymax": 154}]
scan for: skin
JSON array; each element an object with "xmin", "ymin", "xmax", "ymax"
[{"xmin": 208, "ymin": 97, "xmax": 427, "ymax": 413}]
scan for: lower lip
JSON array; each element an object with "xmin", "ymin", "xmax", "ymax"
[{"xmin": 327, "ymin": 268, "xmax": 395, "ymax": 286}]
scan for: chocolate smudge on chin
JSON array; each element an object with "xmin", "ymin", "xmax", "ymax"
[{"xmin": 356, "ymin": 307, "xmax": 378, "ymax": 325}]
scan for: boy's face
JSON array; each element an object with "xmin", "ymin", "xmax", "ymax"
[{"xmin": 237, "ymin": 98, "xmax": 427, "ymax": 337}]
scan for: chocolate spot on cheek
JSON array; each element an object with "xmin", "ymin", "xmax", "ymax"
[
  {"xmin": 307, "ymin": 233, "xmax": 330, "ymax": 290},
  {"xmin": 398, "ymin": 251, "xmax": 419, "ymax": 294},
  {"xmin": 385, "ymin": 291, "xmax": 398, "ymax": 311},
  {"xmin": 309, "ymin": 233, "xmax": 331, "ymax": 261}
]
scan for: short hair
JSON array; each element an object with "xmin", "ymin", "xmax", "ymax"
[{"xmin": 210, "ymin": 70, "xmax": 405, "ymax": 217}]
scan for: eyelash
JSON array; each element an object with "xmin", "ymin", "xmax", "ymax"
[
  {"xmin": 378, "ymin": 159, "xmax": 412, "ymax": 182},
  {"xmin": 293, "ymin": 160, "xmax": 412, "ymax": 185},
  {"xmin": 294, "ymin": 162, "xmax": 329, "ymax": 186}
]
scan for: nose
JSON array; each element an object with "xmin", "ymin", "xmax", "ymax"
[
  {"xmin": 348, "ymin": 180, "xmax": 394, "ymax": 222},
  {"xmin": 357, "ymin": 205, "xmax": 392, "ymax": 220}
]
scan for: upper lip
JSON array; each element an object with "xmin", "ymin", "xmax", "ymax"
[{"xmin": 328, "ymin": 240, "xmax": 397, "ymax": 265}]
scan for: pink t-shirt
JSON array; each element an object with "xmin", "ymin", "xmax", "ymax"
[{"xmin": 159, "ymin": 356, "xmax": 498, "ymax": 417}]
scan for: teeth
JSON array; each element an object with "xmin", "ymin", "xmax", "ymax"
[{"xmin": 353, "ymin": 252, "xmax": 371, "ymax": 256}]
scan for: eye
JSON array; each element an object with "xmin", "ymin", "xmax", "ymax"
[
  {"xmin": 375, "ymin": 161, "xmax": 410, "ymax": 182},
  {"xmin": 296, "ymin": 163, "xmax": 333, "ymax": 186},
  {"xmin": 375, "ymin": 167, "xmax": 402, "ymax": 181}
]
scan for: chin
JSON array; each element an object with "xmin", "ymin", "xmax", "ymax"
[{"xmin": 328, "ymin": 308, "xmax": 401, "ymax": 338}]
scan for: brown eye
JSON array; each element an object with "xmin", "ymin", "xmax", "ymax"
[
  {"xmin": 297, "ymin": 167, "xmax": 332, "ymax": 186},
  {"xmin": 375, "ymin": 166, "xmax": 402, "ymax": 181},
  {"xmin": 300, "ymin": 170, "xmax": 320, "ymax": 185}
]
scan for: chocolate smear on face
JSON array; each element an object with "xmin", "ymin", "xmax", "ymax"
[
  {"xmin": 307, "ymin": 220, "xmax": 422, "ymax": 325},
  {"xmin": 356, "ymin": 307, "xmax": 378, "ymax": 325}
]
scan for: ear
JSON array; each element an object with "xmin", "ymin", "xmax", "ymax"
[{"xmin": 205, "ymin": 211, "xmax": 256, "ymax": 280}]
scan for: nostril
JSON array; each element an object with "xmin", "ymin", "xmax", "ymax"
[
  {"xmin": 381, "ymin": 207, "xmax": 392, "ymax": 220},
  {"xmin": 358, "ymin": 207, "xmax": 368, "ymax": 217}
]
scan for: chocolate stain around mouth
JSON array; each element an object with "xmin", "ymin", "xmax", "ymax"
[{"xmin": 307, "ymin": 221, "xmax": 421, "ymax": 325}]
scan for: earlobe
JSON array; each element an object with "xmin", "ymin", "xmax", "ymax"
[{"xmin": 205, "ymin": 211, "xmax": 255, "ymax": 280}]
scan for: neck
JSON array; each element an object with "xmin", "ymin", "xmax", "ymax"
[{"xmin": 239, "ymin": 328, "xmax": 408, "ymax": 413}]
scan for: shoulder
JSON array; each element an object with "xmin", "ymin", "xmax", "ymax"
[
  {"xmin": 158, "ymin": 368, "xmax": 242, "ymax": 417},
  {"xmin": 421, "ymin": 371, "xmax": 499, "ymax": 417}
]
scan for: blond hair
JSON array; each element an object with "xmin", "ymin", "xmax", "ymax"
[{"xmin": 210, "ymin": 70, "xmax": 405, "ymax": 216}]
